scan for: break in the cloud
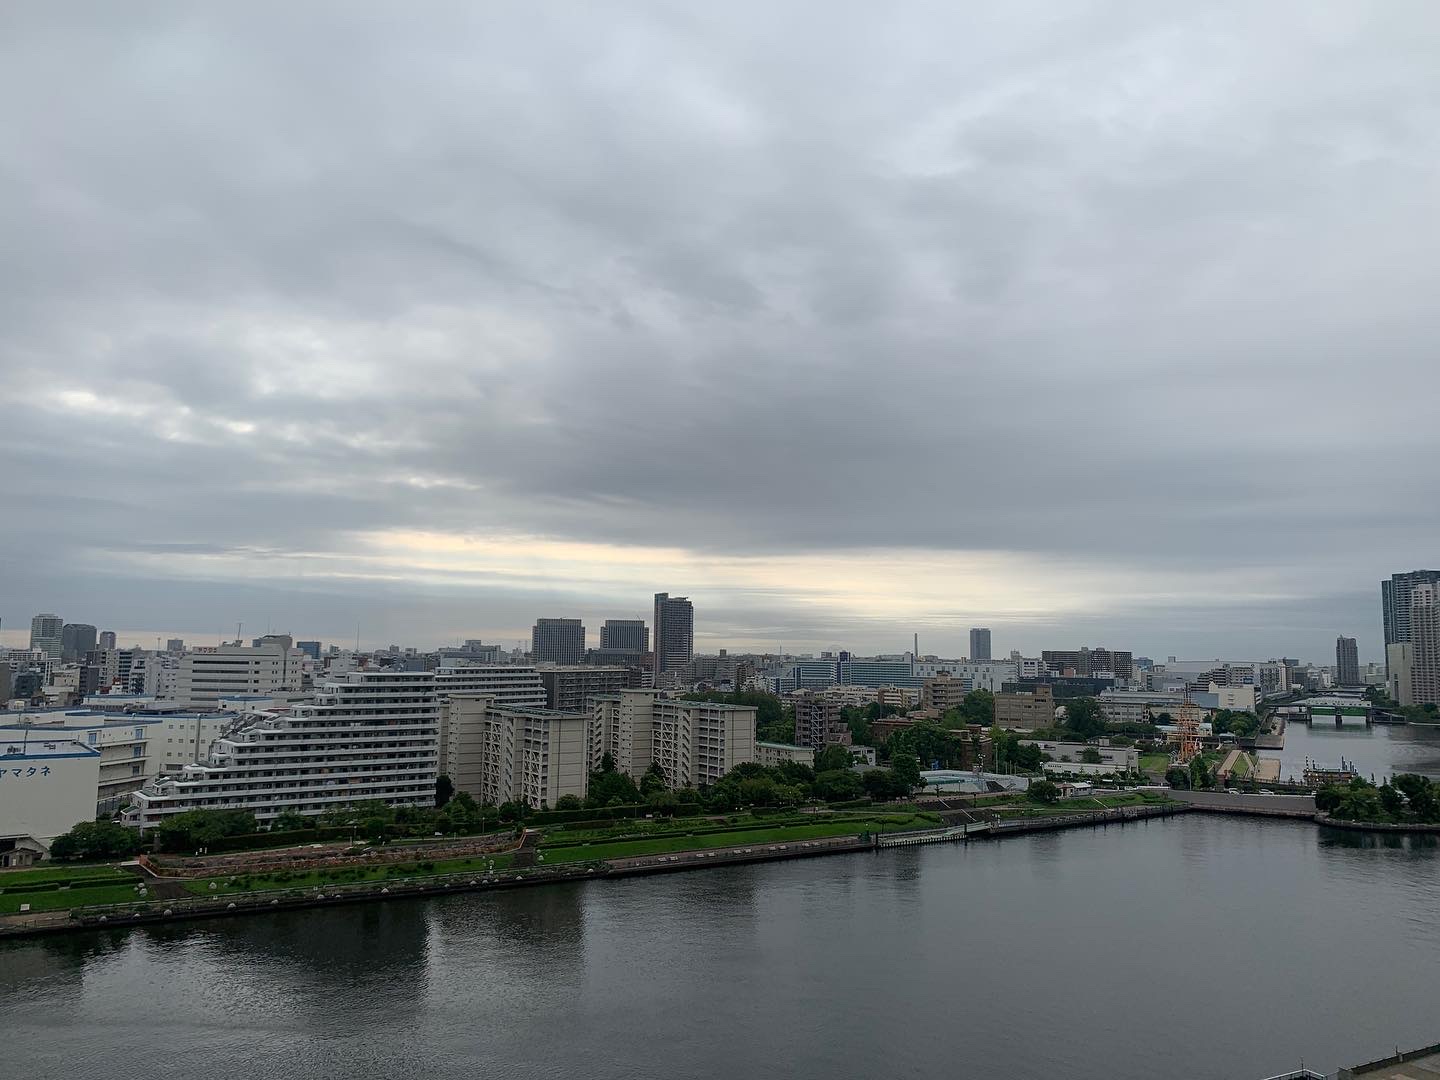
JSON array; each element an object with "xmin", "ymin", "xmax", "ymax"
[{"xmin": 1, "ymin": 1, "xmax": 1437, "ymax": 661}]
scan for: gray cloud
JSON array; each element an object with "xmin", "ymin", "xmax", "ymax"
[{"xmin": 2, "ymin": 1, "xmax": 1437, "ymax": 661}]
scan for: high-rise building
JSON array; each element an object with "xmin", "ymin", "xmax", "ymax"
[
  {"xmin": 123, "ymin": 670, "xmax": 440, "ymax": 828},
  {"xmin": 296, "ymin": 640, "xmax": 322, "ymax": 660},
  {"xmin": 29, "ymin": 614, "xmax": 63, "ymax": 660},
  {"xmin": 969, "ymin": 628, "xmax": 992, "ymax": 662},
  {"xmin": 1411, "ymin": 582, "xmax": 1440, "ymax": 707},
  {"xmin": 61, "ymin": 623, "xmax": 98, "ymax": 662},
  {"xmin": 434, "ymin": 664, "xmax": 547, "ymax": 708},
  {"xmin": 166, "ymin": 639, "xmax": 185, "ymax": 654},
  {"xmin": 1382, "ymin": 570, "xmax": 1440, "ymax": 672},
  {"xmin": 652, "ymin": 594, "xmax": 694, "ymax": 674},
  {"xmin": 98, "ymin": 630, "xmax": 117, "ymax": 650},
  {"xmin": 475, "ymin": 702, "xmax": 590, "ymax": 809},
  {"xmin": 1335, "ymin": 636, "xmax": 1359, "ymax": 687},
  {"xmin": 599, "ymin": 619, "xmax": 649, "ymax": 653},
  {"xmin": 531, "ymin": 618, "xmax": 586, "ymax": 665}
]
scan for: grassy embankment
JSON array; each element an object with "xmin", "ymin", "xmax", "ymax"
[
  {"xmin": 0, "ymin": 865, "xmax": 145, "ymax": 914},
  {"xmin": 1139, "ymin": 754, "xmax": 1171, "ymax": 774},
  {"xmin": 986, "ymin": 791, "xmax": 1177, "ymax": 820}
]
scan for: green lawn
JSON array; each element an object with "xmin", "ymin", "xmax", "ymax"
[
  {"xmin": 0, "ymin": 864, "xmax": 135, "ymax": 887},
  {"xmin": 181, "ymin": 852, "xmax": 518, "ymax": 896},
  {"xmin": 539, "ymin": 816, "xmax": 932, "ymax": 864},
  {"xmin": 1230, "ymin": 754, "xmax": 1252, "ymax": 778},
  {"xmin": 0, "ymin": 883, "xmax": 150, "ymax": 914},
  {"xmin": 1139, "ymin": 754, "xmax": 1171, "ymax": 773}
]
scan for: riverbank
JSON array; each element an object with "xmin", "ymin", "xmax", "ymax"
[{"xmin": 0, "ymin": 802, "xmax": 1190, "ymax": 939}]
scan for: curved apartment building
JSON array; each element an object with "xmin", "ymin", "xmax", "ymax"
[{"xmin": 123, "ymin": 670, "xmax": 439, "ymax": 829}]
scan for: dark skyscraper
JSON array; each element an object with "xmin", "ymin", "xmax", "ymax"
[
  {"xmin": 61, "ymin": 623, "xmax": 98, "ymax": 662},
  {"xmin": 531, "ymin": 618, "xmax": 586, "ymax": 664},
  {"xmin": 599, "ymin": 619, "xmax": 648, "ymax": 653},
  {"xmin": 1335, "ymin": 635, "xmax": 1359, "ymax": 686},
  {"xmin": 969, "ymin": 627, "xmax": 992, "ymax": 661},
  {"xmin": 653, "ymin": 593, "xmax": 694, "ymax": 674}
]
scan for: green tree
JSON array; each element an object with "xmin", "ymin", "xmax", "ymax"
[
  {"xmin": 497, "ymin": 801, "xmax": 530, "ymax": 822},
  {"xmin": 435, "ymin": 774, "xmax": 455, "ymax": 808},
  {"xmin": 271, "ymin": 810, "xmax": 308, "ymax": 833},
  {"xmin": 813, "ymin": 768, "xmax": 864, "ymax": 802},
  {"xmin": 586, "ymin": 768, "xmax": 640, "ymax": 808},
  {"xmin": 554, "ymin": 794, "xmax": 584, "ymax": 812},
  {"xmin": 814, "ymin": 744, "xmax": 853, "ymax": 773},
  {"xmin": 1080, "ymin": 747, "xmax": 1103, "ymax": 764},
  {"xmin": 47, "ymin": 820, "xmax": 142, "ymax": 861},
  {"xmin": 1063, "ymin": 698, "xmax": 1107, "ymax": 741},
  {"xmin": 861, "ymin": 768, "xmax": 908, "ymax": 800},
  {"xmin": 1027, "ymin": 780, "xmax": 1060, "ymax": 804},
  {"xmin": 958, "ymin": 689, "xmax": 995, "ymax": 727},
  {"xmin": 1188, "ymin": 756, "xmax": 1213, "ymax": 791},
  {"xmin": 645, "ymin": 788, "xmax": 681, "ymax": 815},
  {"xmin": 155, "ymin": 809, "xmax": 258, "ymax": 852},
  {"xmin": 639, "ymin": 762, "xmax": 669, "ymax": 797},
  {"xmin": 889, "ymin": 752, "xmax": 922, "ymax": 794},
  {"xmin": 1165, "ymin": 766, "xmax": 1191, "ymax": 790}
]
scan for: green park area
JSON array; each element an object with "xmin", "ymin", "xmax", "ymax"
[
  {"xmin": 181, "ymin": 852, "xmax": 518, "ymax": 897},
  {"xmin": 1139, "ymin": 753, "xmax": 1171, "ymax": 774},
  {"xmin": 0, "ymin": 864, "xmax": 148, "ymax": 914}
]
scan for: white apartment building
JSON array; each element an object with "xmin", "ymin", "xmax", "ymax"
[
  {"xmin": 123, "ymin": 670, "xmax": 439, "ymax": 829},
  {"xmin": 173, "ymin": 643, "xmax": 304, "ymax": 707},
  {"xmin": 433, "ymin": 664, "xmax": 547, "ymax": 708},
  {"xmin": 591, "ymin": 690, "xmax": 757, "ymax": 790},
  {"xmin": 474, "ymin": 703, "xmax": 589, "ymax": 809},
  {"xmin": 756, "ymin": 741, "xmax": 816, "ymax": 768}
]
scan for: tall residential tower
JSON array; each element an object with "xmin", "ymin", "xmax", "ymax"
[{"xmin": 652, "ymin": 593, "xmax": 694, "ymax": 674}]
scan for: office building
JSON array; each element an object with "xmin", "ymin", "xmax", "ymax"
[
  {"xmin": 1335, "ymin": 636, "xmax": 1359, "ymax": 687},
  {"xmin": 652, "ymin": 594, "xmax": 694, "ymax": 674},
  {"xmin": 969, "ymin": 628, "xmax": 992, "ymax": 662},
  {"xmin": 296, "ymin": 640, "xmax": 322, "ymax": 660},
  {"xmin": 840, "ymin": 658, "xmax": 922, "ymax": 688},
  {"xmin": 1042, "ymin": 646, "xmax": 1133, "ymax": 679},
  {"xmin": 792, "ymin": 692, "xmax": 851, "ymax": 748},
  {"xmin": 124, "ymin": 670, "xmax": 440, "ymax": 829},
  {"xmin": 912, "ymin": 659, "xmax": 1015, "ymax": 692},
  {"xmin": 531, "ymin": 618, "xmax": 586, "ymax": 665},
  {"xmin": 98, "ymin": 631, "xmax": 117, "ymax": 651},
  {"xmin": 173, "ymin": 642, "xmax": 304, "ymax": 707},
  {"xmin": 592, "ymin": 690, "xmax": 756, "ymax": 788},
  {"xmin": 599, "ymin": 619, "xmax": 648, "ymax": 654},
  {"xmin": 1412, "ymin": 582, "xmax": 1440, "ymax": 707},
  {"xmin": 537, "ymin": 665, "xmax": 637, "ymax": 711},
  {"xmin": 994, "ymin": 685, "xmax": 1056, "ymax": 730},
  {"xmin": 29, "ymin": 614, "xmax": 63, "ymax": 660},
  {"xmin": 166, "ymin": 639, "xmax": 185, "ymax": 654},
  {"xmin": 61, "ymin": 623, "xmax": 97, "ymax": 663}
]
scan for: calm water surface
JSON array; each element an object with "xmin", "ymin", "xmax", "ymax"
[
  {"xmin": 5, "ymin": 726, "xmax": 1440, "ymax": 1080},
  {"xmin": 1263, "ymin": 717, "xmax": 1440, "ymax": 783}
]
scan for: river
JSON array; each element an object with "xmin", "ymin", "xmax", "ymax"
[{"xmin": 4, "ymin": 726, "xmax": 1440, "ymax": 1080}]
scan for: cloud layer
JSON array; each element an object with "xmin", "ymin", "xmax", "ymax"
[{"xmin": 2, "ymin": 2, "xmax": 1437, "ymax": 660}]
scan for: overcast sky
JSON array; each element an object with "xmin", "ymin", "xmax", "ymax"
[{"xmin": 2, "ymin": 2, "xmax": 1437, "ymax": 662}]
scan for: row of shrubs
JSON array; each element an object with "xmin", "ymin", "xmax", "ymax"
[{"xmin": 0, "ymin": 875, "xmax": 130, "ymax": 895}]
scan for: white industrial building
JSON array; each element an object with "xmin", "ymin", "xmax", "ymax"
[
  {"xmin": 0, "ymin": 738, "xmax": 103, "ymax": 864},
  {"xmin": 122, "ymin": 670, "xmax": 439, "ymax": 829}
]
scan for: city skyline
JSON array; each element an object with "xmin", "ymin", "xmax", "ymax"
[{"xmin": 3, "ymin": 5, "xmax": 1437, "ymax": 665}]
